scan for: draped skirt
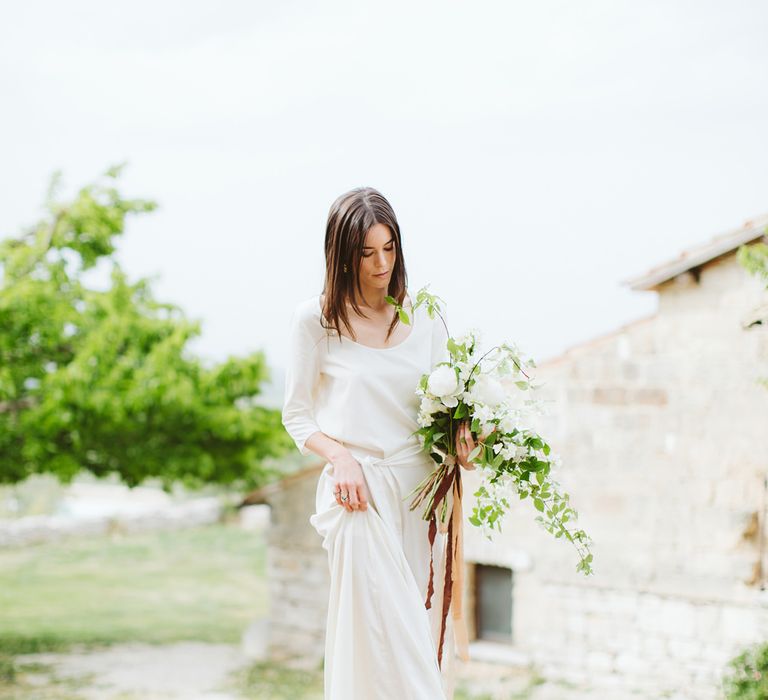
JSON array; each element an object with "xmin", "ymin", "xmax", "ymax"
[{"xmin": 309, "ymin": 441, "xmax": 456, "ymax": 700}]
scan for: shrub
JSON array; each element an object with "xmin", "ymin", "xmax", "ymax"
[{"xmin": 722, "ymin": 641, "xmax": 768, "ymax": 700}]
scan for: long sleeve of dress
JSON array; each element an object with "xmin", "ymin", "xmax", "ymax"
[{"xmin": 282, "ymin": 304, "xmax": 323, "ymax": 456}]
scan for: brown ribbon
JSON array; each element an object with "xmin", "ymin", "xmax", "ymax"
[{"xmin": 423, "ymin": 463, "xmax": 470, "ymax": 668}]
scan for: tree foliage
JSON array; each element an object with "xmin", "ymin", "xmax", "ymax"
[
  {"xmin": 738, "ymin": 230, "xmax": 768, "ymax": 391},
  {"xmin": 0, "ymin": 164, "xmax": 292, "ymax": 491},
  {"xmin": 738, "ymin": 235, "xmax": 768, "ymax": 289}
]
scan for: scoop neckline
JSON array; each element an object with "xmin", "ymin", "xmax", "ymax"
[{"xmin": 317, "ymin": 293, "xmax": 417, "ymax": 352}]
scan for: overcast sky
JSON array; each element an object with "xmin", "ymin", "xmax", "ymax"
[{"xmin": 2, "ymin": 1, "xmax": 767, "ymax": 386}]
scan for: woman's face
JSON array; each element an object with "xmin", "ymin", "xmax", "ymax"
[{"xmin": 358, "ymin": 223, "xmax": 396, "ymax": 290}]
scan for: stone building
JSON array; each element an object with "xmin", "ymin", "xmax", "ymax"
[
  {"xmin": 249, "ymin": 215, "xmax": 768, "ymax": 696},
  {"xmin": 243, "ymin": 461, "xmax": 329, "ymax": 668},
  {"xmin": 461, "ymin": 214, "xmax": 768, "ymax": 697}
]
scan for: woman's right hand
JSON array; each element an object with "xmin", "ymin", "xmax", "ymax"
[{"xmin": 330, "ymin": 452, "xmax": 370, "ymax": 513}]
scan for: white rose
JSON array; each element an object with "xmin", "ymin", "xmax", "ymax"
[
  {"xmin": 427, "ymin": 365, "xmax": 460, "ymax": 398},
  {"xmin": 471, "ymin": 374, "xmax": 507, "ymax": 408}
]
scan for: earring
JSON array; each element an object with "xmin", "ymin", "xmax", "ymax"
[{"xmin": 343, "ymin": 264, "xmax": 348, "ymax": 273}]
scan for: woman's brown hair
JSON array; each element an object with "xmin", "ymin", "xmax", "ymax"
[{"xmin": 320, "ymin": 187, "xmax": 409, "ymax": 344}]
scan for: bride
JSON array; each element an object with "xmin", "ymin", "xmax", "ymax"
[{"xmin": 282, "ymin": 186, "xmax": 478, "ymax": 699}]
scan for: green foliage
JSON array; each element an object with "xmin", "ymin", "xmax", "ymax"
[
  {"xmin": 738, "ymin": 237, "xmax": 768, "ymax": 288},
  {"xmin": 722, "ymin": 641, "xmax": 768, "ymax": 700},
  {"xmin": 0, "ymin": 164, "xmax": 292, "ymax": 490},
  {"xmin": 738, "ymin": 231, "xmax": 768, "ymax": 391},
  {"xmin": 388, "ymin": 284, "xmax": 449, "ymax": 340},
  {"xmin": 467, "ymin": 422, "xmax": 594, "ymax": 576},
  {"xmin": 393, "ymin": 288, "xmax": 594, "ymax": 577}
]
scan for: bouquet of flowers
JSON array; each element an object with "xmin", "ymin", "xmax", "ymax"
[{"xmin": 387, "ymin": 286, "xmax": 594, "ymax": 666}]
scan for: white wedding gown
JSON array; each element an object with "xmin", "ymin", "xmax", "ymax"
[{"xmin": 282, "ymin": 293, "xmax": 457, "ymax": 699}]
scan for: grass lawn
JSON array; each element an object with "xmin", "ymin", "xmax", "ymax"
[{"xmin": 0, "ymin": 521, "xmax": 267, "ymax": 654}]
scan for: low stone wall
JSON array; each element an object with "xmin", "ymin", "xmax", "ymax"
[
  {"xmin": 527, "ymin": 581, "xmax": 768, "ymax": 698},
  {"xmin": 0, "ymin": 496, "xmax": 224, "ymax": 548}
]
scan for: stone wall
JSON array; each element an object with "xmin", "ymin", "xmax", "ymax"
[
  {"xmin": 462, "ymin": 252, "xmax": 768, "ymax": 698},
  {"xmin": 0, "ymin": 496, "xmax": 223, "ymax": 547},
  {"xmin": 259, "ymin": 464, "xmax": 330, "ymax": 668}
]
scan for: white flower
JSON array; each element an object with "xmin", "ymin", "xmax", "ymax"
[
  {"xmin": 458, "ymin": 363, "xmax": 475, "ymax": 384},
  {"xmin": 500, "ymin": 443, "xmax": 517, "ymax": 461},
  {"xmin": 472, "ymin": 403, "xmax": 496, "ymax": 426},
  {"xmin": 470, "ymin": 374, "xmax": 507, "ymax": 408},
  {"xmin": 501, "ymin": 388, "xmax": 529, "ymax": 413},
  {"xmin": 442, "ymin": 394, "xmax": 460, "ymax": 408},
  {"xmin": 420, "ymin": 396, "xmax": 445, "ymax": 416},
  {"xmin": 455, "ymin": 329, "xmax": 477, "ymax": 348},
  {"xmin": 417, "ymin": 412, "xmax": 435, "ymax": 428},
  {"xmin": 419, "ymin": 396, "xmax": 432, "ymax": 413},
  {"xmin": 427, "ymin": 365, "xmax": 460, "ymax": 400},
  {"xmin": 500, "ymin": 414, "xmax": 519, "ymax": 434},
  {"xmin": 479, "ymin": 422, "xmax": 497, "ymax": 439}
]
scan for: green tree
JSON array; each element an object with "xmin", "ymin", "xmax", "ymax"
[
  {"xmin": 738, "ymin": 230, "xmax": 768, "ymax": 391},
  {"xmin": 0, "ymin": 164, "xmax": 291, "ymax": 490},
  {"xmin": 738, "ymin": 234, "xmax": 768, "ymax": 290}
]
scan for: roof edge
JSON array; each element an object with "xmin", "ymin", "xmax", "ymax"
[{"xmin": 622, "ymin": 215, "xmax": 768, "ymax": 292}]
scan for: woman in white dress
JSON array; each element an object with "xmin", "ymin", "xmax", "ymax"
[{"xmin": 282, "ymin": 187, "xmax": 478, "ymax": 699}]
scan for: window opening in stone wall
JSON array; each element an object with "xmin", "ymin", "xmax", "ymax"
[{"xmin": 474, "ymin": 563, "xmax": 513, "ymax": 642}]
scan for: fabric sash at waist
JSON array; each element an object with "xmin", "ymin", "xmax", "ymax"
[{"xmin": 348, "ymin": 440, "xmax": 433, "ymax": 470}]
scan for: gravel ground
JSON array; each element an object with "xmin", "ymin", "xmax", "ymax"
[{"xmin": 14, "ymin": 641, "xmax": 250, "ymax": 700}]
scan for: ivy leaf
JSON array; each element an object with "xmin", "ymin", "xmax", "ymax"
[{"xmin": 453, "ymin": 403, "xmax": 468, "ymax": 419}]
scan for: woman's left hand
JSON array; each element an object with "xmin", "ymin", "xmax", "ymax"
[{"xmin": 455, "ymin": 419, "xmax": 478, "ymax": 471}]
